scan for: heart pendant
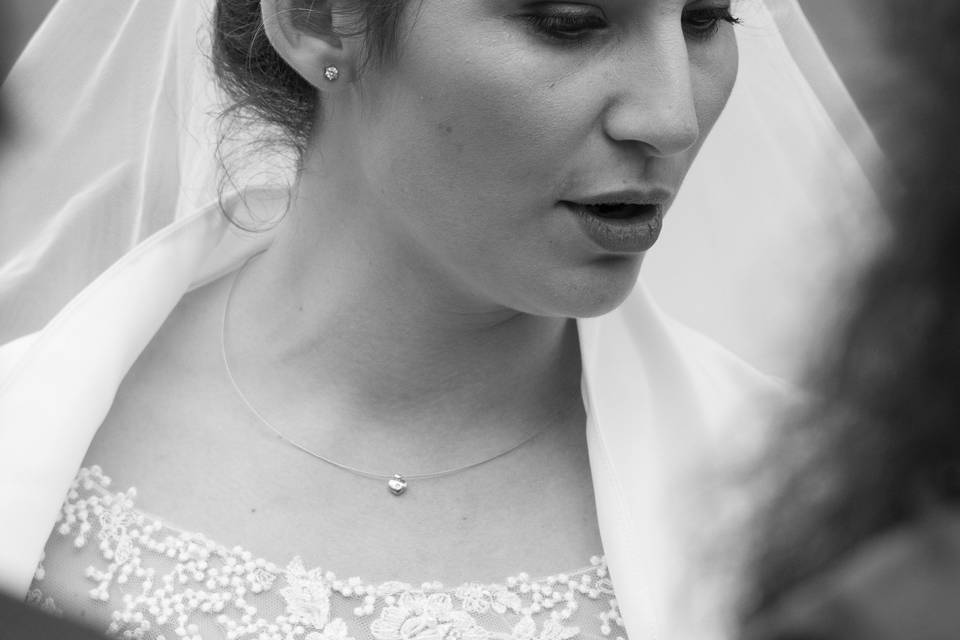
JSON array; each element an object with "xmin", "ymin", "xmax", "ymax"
[{"xmin": 387, "ymin": 474, "xmax": 408, "ymax": 496}]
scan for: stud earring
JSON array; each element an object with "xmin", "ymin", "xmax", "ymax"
[{"xmin": 323, "ymin": 66, "xmax": 340, "ymax": 82}]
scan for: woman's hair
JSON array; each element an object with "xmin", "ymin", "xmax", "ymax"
[
  {"xmin": 209, "ymin": 0, "xmax": 413, "ymax": 227},
  {"xmin": 741, "ymin": 0, "xmax": 960, "ymax": 619},
  {"xmin": 212, "ymin": 0, "xmax": 410, "ymax": 160}
]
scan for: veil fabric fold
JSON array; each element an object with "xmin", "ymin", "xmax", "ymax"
[
  {"xmin": 0, "ymin": 0, "xmax": 221, "ymax": 341},
  {"xmin": 0, "ymin": 1, "xmax": 881, "ymax": 638}
]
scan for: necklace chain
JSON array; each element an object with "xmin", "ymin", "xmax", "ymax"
[{"xmin": 219, "ymin": 254, "xmax": 554, "ymax": 495}]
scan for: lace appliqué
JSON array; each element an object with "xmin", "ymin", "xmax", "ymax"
[{"xmin": 37, "ymin": 467, "xmax": 627, "ymax": 640}]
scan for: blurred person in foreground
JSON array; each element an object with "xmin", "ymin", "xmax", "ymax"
[{"xmin": 739, "ymin": 1, "xmax": 960, "ymax": 638}]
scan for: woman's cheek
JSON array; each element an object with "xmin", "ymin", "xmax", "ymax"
[
  {"xmin": 425, "ymin": 75, "xmax": 577, "ymax": 185},
  {"xmin": 694, "ymin": 34, "xmax": 739, "ymax": 138},
  {"xmin": 389, "ymin": 28, "xmax": 587, "ymax": 187}
]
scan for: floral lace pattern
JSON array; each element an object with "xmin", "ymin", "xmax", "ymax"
[{"xmin": 32, "ymin": 467, "xmax": 627, "ymax": 640}]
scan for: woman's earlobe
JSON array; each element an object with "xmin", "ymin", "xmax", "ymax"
[{"xmin": 259, "ymin": 0, "xmax": 352, "ymax": 90}]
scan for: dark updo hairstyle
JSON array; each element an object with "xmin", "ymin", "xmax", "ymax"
[{"xmin": 210, "ymin": 0, "xmax": 410, "ymax": 217}]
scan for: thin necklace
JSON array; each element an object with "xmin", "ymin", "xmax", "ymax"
[{"xmin": 220, "ymin": 254, "xmax": 554, "ymax": 497}]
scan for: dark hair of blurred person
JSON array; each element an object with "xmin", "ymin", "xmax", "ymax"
[{"xmin": 739, "ymin": 2, "xmax": 960, "ymax": 639}]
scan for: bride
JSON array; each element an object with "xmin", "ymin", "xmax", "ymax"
[{"xmin": 0, "ymin": 0, "xmax": 878, "ymax": 638}]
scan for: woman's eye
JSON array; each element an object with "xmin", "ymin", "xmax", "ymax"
[
  {"xmin": 522, "ymin": 6, "xmax": 608, "ymax": 42},
  {"xmin": 682, "ymin": 6, "xmax": 741, "ymax": 40}
]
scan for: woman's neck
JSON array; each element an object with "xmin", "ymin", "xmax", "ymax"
[{"xmin": 224, "ymin": 174, "xmax": 583, "ymax": 457}]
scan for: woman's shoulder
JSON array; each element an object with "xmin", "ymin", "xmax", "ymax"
[
  {"xmin": 0, "ymin": 269, "xmax": 227, "ymax": 390},
  {"xmin": 0, "ymin": 332, "xmax": 41, "ymax": 388},
  {"xmin": 616, "ymin": 282, "xmax": 797, "ymax": 410},
  {"xmin": 667, "ymin": 313, "xmax": 793, "ymax": 401}
]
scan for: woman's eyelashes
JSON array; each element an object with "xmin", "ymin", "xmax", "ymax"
[
  {"xmin": 682, "ymin": 6, "xmax": 741, "ymax": 41},
  {"xmin": 521, "ymin": 5, "xmax": 608, "ymax": 43},
  {"xmin": 519, "ymin": 3, "xmax": 740, "ymax": 44}
]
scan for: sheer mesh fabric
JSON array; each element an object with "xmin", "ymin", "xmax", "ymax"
[{"xmin": 28, "ymin": 467, "xmax": 628, "ymax": 640}]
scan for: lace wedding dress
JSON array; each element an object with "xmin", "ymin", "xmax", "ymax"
[{"xmin": 28, "ymin": 467, "xmax": 626, "ymax": 640}]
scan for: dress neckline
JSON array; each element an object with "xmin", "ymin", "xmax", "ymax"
[{"xmin": 35, "ymin": 465, "xmax": 626, "ymax": 640}]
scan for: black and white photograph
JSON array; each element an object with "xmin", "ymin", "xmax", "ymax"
[{"xmin": 1, "ymin": 1, "xmax": 957, "ymax": 639}]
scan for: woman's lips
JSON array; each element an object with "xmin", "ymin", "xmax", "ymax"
[{"xmin": 561, "ymin": 201, "xmax": 664, "ymax": 253}]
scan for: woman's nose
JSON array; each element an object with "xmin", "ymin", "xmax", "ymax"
[{"xmin": 601, "ymin": 37, "xmax": 701, "ymax": 157}]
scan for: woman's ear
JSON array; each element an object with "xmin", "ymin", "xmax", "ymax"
[{"xmin": 260, "ymin": 0, "xmax": 354, "ymax": 89}]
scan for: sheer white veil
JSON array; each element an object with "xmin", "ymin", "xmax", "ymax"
[
  {"xmin": 0, "ymin": 0, "xmax": 882, "ymax": 381},
  {"xmin": 0, "ymin": 0, "xmax": 226, "ymax": 342},
  {"xmin": 645, "ymin": 0, "xmax": 884, "ymax": 380}
]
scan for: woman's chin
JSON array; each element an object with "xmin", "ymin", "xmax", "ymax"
[
  {"xmin": 529, "ymin": 256, "xmax": 644, "ymax": 319},
  {"xmin": 564, "ymin": 287, "xmax": 637, "ymax": 319}
]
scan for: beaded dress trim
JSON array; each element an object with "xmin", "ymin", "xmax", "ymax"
[{"xmin": 29, "ymin": 467, "xmax": 628, "ymax": 640}]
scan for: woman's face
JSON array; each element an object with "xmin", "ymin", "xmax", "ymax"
[{"xmin": 337, "ymin": 0, "xmax": 739, "ymax": 318}]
